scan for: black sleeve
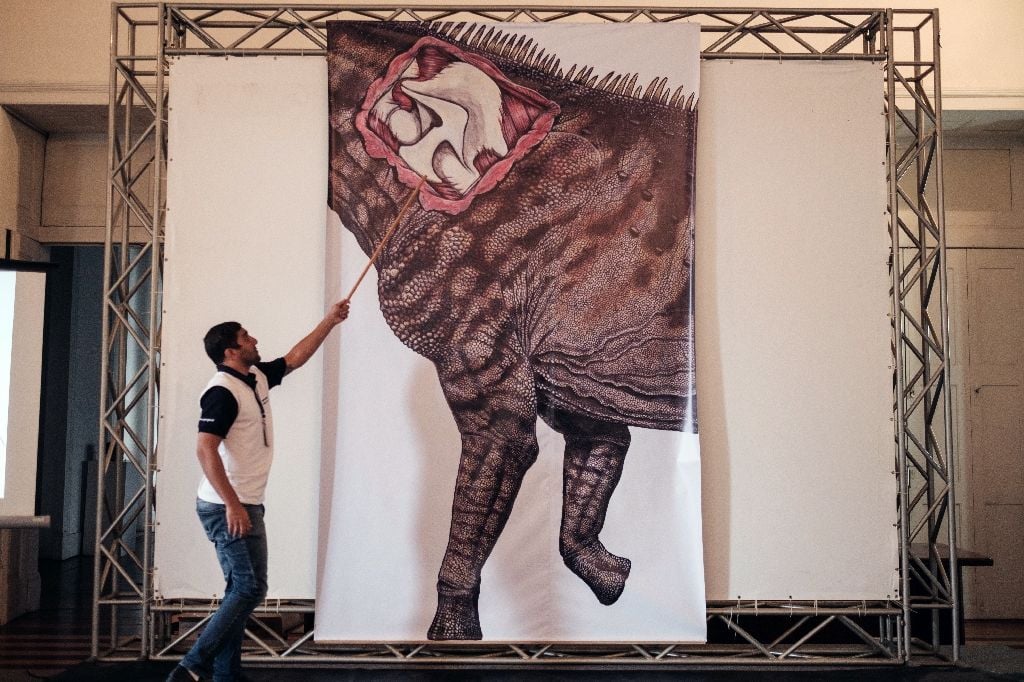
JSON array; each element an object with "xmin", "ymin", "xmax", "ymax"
[
  {"xmin": 198, "ymin": 386, "xmax": 238, "ymax": 438},
  {"xmin": 257, "ymin": 357, "xmax": 287, "ymax": 389}
]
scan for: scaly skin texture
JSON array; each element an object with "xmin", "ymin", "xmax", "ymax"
[{"xmin": 328, "ymin": 21, "xmax": 697, "ymax": 640}]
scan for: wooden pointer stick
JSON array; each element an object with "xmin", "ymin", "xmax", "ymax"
[{"xmin": 344, "ymin": 175, "xmax": 426, "ymax": 302}]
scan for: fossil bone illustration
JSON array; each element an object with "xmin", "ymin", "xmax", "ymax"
[{"xmin": 327, "ymin": 21, "xmax": 698, "ymax": 640}]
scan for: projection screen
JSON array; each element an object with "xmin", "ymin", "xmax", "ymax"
[
  {"xmin": 0, "ymin": 267, "xmax": 47, "ymax": 519},
  {"xmin": 156, "ymin": 53, "xmax": 895, "ymax": 617}
]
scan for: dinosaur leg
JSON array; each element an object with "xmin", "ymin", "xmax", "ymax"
[
  {"xmin": 428, "ymin": 351, "xmax": 538, "ymax": 641},
  {"xmin": 561, "ymin": 435, "xmax": 631, "ymax": 604},
  {"xmin": 543, "ymin": 406, "xmax": 632, "ymax": 605}
]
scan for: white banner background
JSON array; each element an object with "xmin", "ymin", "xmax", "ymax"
[
  {"xmin": 696, "ymin": 59, "xmax": 896, "ymax": 600},
  {"xmin": 156, "ymin": 56, "xmax": 329, "ymax": 598}
]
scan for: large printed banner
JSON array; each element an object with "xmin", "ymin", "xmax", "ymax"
[{"xmin": 317, "ymin": 21, "xmax": 704, "ymax": 641}]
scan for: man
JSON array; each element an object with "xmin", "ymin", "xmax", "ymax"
[{"xmin": 167, "ymin": 300, "xmax": 349, "ymax": 682}]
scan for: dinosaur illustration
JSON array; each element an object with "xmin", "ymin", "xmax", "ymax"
[{"xmin": 327, "ymin": 20, "xmax": 698, "ymax": 640}]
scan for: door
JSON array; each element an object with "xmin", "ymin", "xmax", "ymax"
[{"xmin": 962, "ymin": 249, "xmax": 1024, "ymax": 618}]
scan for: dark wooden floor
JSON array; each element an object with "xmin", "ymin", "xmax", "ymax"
[
  {"xmin": 0, "ymin": 557, "xmax": 94, "ymax": 678},
  {"xmin": 2, "ymin": 558, "xmax": 1023, "ymax": 680}
]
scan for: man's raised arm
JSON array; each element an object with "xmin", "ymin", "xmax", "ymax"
[{"xmin": 284, "ymin": 300, "xmax": 350, "ymax": 373}]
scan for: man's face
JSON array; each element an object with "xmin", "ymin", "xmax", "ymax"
[{"xmin": 232, "ymin": 328, "xmax": 261, "ymax": 365}]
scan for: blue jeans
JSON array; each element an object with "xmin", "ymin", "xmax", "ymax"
[{"xmin": 181, "ymin": 499, "xmax": 268, "ymax": 682}]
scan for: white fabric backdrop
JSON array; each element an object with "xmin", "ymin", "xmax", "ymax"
[
  {"xmin": 155, "ymin": 54, "xmax": 896, "ymax": 620},
  {"xmin": 696, "ymin": 60, "xmax": 896, "ymax": 600},
  {"xmin": 156, "ymin": 56, "xmax": 329, "ymax": 598}
]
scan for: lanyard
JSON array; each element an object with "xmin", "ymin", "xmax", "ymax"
[{"xmin": 247, "ymin": 383, "xmax": 269, "ymax": 447}]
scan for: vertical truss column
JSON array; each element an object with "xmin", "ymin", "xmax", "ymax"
[
  {"xmin": 93, "ymin": 2, "xmax": 165, "ymax": 660},
  {"xmin": 884, "ymin": 9, "xmax": 911, "ymax": 660},
  {"xmin": 142, "ymin": 1, "xmax": 168, "ymax": 658},
  {"xmin": 886, "ymin": 9, "xmax": 958, "ymax": 661},
  {"xmin": 931, "ymin": 10, "xmax": 960, "ymax": 659},
  {"xmin": 92, "ymin": 1, "xmax": 121, "ymax": 659}
]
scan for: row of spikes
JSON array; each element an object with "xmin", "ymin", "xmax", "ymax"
[{"xmin": 428, "ymin": 20, "xmax": 696, "ymax": 110}]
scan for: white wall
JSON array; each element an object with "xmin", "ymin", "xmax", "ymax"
[
  {"xmin": 0, "ymin": 111, "xmax": 46, "ymax": 260},
  {"xmin": 0, "ymin": 0, "xmax": 111, "ymax": 105},
  {"xmin": 944, "ymin": 139, "xmax": 1024, "ymax": 248},
  {"xmin": 41, "ymin": 135, "xmax": 107, "ymax": 229}
]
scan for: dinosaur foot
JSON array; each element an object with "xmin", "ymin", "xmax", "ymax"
[
  {"xmin": 427, "ymin": 591, "xmax": 482, "ymax": 640},
  {"xmin": 563, "ymin": 541, "xmax": 631, "ymax": 605}
]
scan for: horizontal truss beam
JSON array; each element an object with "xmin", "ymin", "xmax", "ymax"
[{"xmin": 145, "ymin": 598, "xmax": 901, "ymax": 664}]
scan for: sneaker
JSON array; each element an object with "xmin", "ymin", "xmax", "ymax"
[{"xmin": 166, "ymin": 664, "xmax": 202, "ymax": 681}]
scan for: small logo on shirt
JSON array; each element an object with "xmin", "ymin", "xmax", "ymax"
[{"xmin": 199, "ymin": 418, "xmax": 216, "ymax": 423}]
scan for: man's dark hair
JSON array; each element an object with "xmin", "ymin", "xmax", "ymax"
[{"xmin": 204, "ymin": 321, "xmax": 242, "ymax": 364}]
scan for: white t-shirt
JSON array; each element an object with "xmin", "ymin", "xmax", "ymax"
[{"xmin": 196, "ymin": 360, "xmax": 284, "ymax": 504}]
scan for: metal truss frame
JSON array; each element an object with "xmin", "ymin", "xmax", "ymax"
[{"xmin": 94, "ymin": 2, "xmax": 956, "ymax": 668}]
